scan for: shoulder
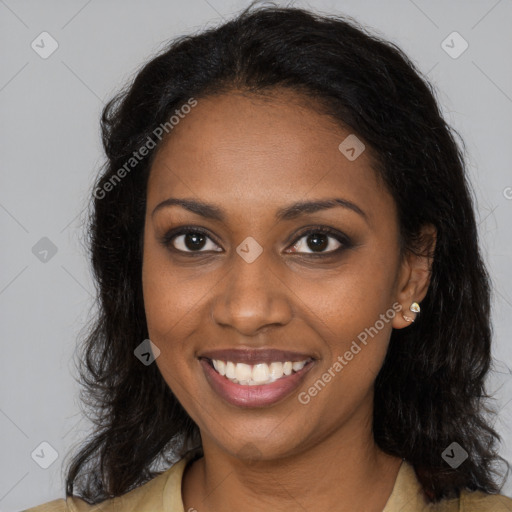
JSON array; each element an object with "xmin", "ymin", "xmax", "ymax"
[
  {"xmin": 424, "ymin": 489, "xmax": 512, "ymax": 511},
  {"xmin": 22, "ymin": 457, "xmax": 190, "ymax": 512},
  {"xmin": 22, "ymin": 499, "xmax": 68, "ymax": 512},
  {"xmin": 384, "ymin": 461, "xmax": 512, "ymax": 511},
  {"xmin": 458, "ymin": 489, "xmax": 512, "ymax": 511}
]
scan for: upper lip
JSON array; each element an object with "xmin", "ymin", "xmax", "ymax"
[{"xmin": 198, "ymin": 348, "xmax": 315, "ymax": 365}]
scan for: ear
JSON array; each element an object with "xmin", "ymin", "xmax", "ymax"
[{"xmin": 392, "ymin": 224, "xmax": 437, "ymax": 329}]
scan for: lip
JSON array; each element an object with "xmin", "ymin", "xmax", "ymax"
[
  {"xmin": 198, "ymin": 348, "xmax": 315, "ymax": 365},
  {"xmin": 199, "ymin": 355, "xmax": 315, "ymax": 408}
]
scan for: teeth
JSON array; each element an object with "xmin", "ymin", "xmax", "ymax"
[
  {"xmin": 216, "ymin": 360, "xmax": 226, "ymax": 376},
  {"xmin": 210, "ymin": 359, "xmax": 309, "ymax": 385},
  {"xmin": 269, "ymin": 362, "xmax": 283, "ymax": 380},
  {"xmin": 235, "ymin": 363, "xmax": 252, "ymax": 382},
  {"xmin": 225, "ymin": 361, "xmax": 236, "ymax": 379},
  {"xmin": 292, "ymin": 361, "xmax": 306, "ymax": 372},
  {"xmin": 252, "ymin": 363, "xmax": 270, "ymax": 383}
]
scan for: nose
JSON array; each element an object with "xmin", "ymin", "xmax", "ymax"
[{"xmin": 211, "ymin": 251, "xmax": 293, "ymax": 337}]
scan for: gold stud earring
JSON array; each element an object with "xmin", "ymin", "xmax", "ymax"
[
  {"xmin": 402, "ymin": 302, "xmax": 420, "ymax": 323},
  {"xmin": 409, "ymin": 302, "xmax": 420, "ymax": 313}
]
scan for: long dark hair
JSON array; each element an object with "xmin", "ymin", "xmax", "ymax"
[{"xmin": 64, "ymin": 1, "xmax": 506, "ymax": 503}]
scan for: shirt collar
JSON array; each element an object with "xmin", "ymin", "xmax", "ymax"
[{"xmin": 382, "ymin": 460, "xmax": 432, "ymax": 511}]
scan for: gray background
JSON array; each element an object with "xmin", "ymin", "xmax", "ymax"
[{"xmin": 1, "ymin": 0, "xmax": 511, "ymax": 509}]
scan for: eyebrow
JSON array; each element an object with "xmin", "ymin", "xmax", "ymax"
[{"xmin": 152, "ymin": 197, "xmax": 368, "ymax": 223}]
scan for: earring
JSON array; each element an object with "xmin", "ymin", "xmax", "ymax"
[
  {"xmin": 402, "ymin": 302, "xmax": 420, "ymax": 323},
  {"xmin": 409, "ymin": 302, "xmax": 420, "ymax": 313}
]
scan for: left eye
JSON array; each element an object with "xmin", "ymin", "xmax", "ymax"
[{"xmin": 287, "ymin": 231, "xmax": 343, "ymax": 254}]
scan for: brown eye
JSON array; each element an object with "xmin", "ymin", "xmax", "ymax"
[
  {"xmin": 167, "ymin": 230, "xmax": 222, "ymax": 253},
  {"xmin": 184, "ymin": 232, "xmax": 206, "ymax": 251},
  {"xmin": 288, "ymin": 230, "xmax": 343, "ymax": 254}
]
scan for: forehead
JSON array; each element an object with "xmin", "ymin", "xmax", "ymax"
[{"xmin": 147, "ymin": 90, "xmax": 392, "ymax": 221}]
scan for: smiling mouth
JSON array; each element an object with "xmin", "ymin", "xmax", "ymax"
[
  {"xmin": 198, "ymin": 348, "xmax": 316, "ymax": 407},
  {"xmin": 203, "ymin": 358, "xmax": 313, "ymax": 386}
]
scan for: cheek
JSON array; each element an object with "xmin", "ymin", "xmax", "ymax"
[
  {"xmin": 141, "ymin": 248, "xmax": 197, "ymax": 401},
  {"xmin": 141, "ymin": 239, "xmax": 220, "ymax": 408},
  {"xmin": 292, "ymin": 245, "xmax": 399, "ymax": 336},
  {"xmin": 142, "ymin": 238, "xmax": 210, "ymax": 341},
  {"xmin": 142, "ymin": 258, "xmax": 202, "ymax": 413},
  {"xmin": 299, "ymin": 302, "xmax": 393, "ymax": 424},
  {"xmin": 294, "ymin": 249, "xmax": 398, "ymax": 403}
]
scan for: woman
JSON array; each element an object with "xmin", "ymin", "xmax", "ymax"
[{"xmin": 25, "ymin": 3, "xmax": 512, "ymax": 511}]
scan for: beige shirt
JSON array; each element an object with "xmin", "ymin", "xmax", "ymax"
[{"xmin": 24, "ymin": 457, "xmax": 512, "ymax": 512}]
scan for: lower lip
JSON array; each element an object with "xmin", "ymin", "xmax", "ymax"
[{"xmin": 200, "ymin": 358, "xmax": 314, "ymax": 408}]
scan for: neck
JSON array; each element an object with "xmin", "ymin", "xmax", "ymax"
[{"xmin": 182, "ymin": 418, "xmax": 402, "ymax": 512}]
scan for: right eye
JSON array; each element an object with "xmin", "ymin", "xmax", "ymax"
[{"xmin": 162, "ymin": 228, "xmax": 223, "ymax": 253}]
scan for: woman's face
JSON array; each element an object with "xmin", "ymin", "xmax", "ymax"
[{"xmin": 142, "ymin": 89, "xmax": 421, "ymax": 460}]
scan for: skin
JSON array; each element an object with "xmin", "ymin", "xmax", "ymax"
[{"xmin": 142, "ymin": 89, "xmax": 436, "ymax": 512}]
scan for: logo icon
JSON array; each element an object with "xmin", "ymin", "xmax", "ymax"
[
  {"xmin": 236, "ymin": 442, "xmax": 263, "ymax": 467},
  {"xmin": 338, "ymin": 134, "xmax": 365, "ymax": 161},
  {"xmin": 134, "ymin": 339, "xmax": 161, "ymax": 365},
  {"xmin": 32, "ymin": 237, "xmax": 58, "ymax": 263},
  {"xmin": 236, "ymin": 237, "xmax": 263, "ymax": 263},
  {"xmin": 31, "ymin": 441, "xmax": 59, "ymax": 469},
  {"xmin": 441, "ymin": 442, "xmax": 468, "ymax": 468},
  {"xmin": 31, "ymin": 32, "xmax": 59, "ymax": 59},
  {"xmin": 441, "ymin": 32, "xmax": 468, "ymax": 59}
]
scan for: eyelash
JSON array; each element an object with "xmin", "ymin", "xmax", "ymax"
[{"xmin": 160, "ymin": 225, "xmax": 352, "ymax": 258}]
